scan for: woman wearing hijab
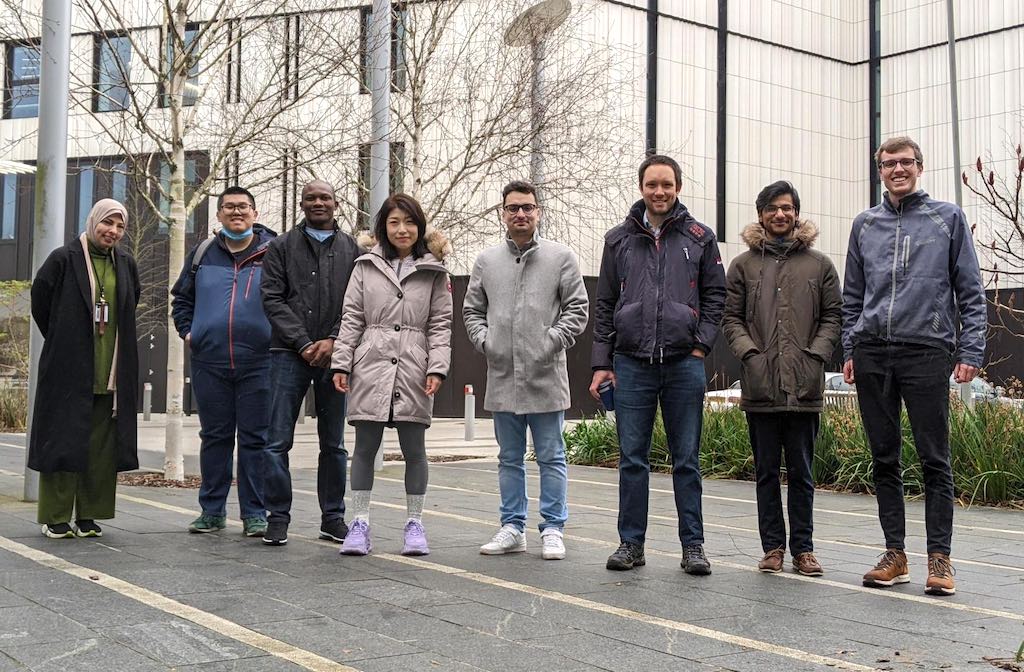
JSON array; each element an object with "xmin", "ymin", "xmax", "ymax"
[
  {"xmin": 29, "ymin": 198, "xmax": 140, "ymax": 538},
  {"xmin": 331, "ymin": 193, "xmax": 452, "ymax": 556}
]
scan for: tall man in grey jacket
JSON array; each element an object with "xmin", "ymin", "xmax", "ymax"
[
  {"xmin": 722, "ymin": 181, "xmax": 842, "ymax": 577},
  {"xmin": 464, "ymin": 181, "xmax": 589, "ymax": 561},
  {"xmin": 590, "ymin": 155, "xmax": 726, "ymax": 574},
  {"xmin": 843, "ymin": 137, "xmax": 986, "ymax": 596},
  {"xmin": 260, "ymin": 180, "xmax": 360, "ymax": 547}
]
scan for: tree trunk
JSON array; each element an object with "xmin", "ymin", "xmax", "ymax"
[{"xmin": 163, "ymin": 0, "xmax": 188, "ymax": 481}]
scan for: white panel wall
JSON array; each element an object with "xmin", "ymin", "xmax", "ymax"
[{"xmin": 728, "ymin": 0, "xmax": 867, "ymax": 64}]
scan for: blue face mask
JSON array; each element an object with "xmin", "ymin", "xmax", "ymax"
[
  {"xmin": 304, "ymin": 227, "xmax": 335, "ymax": 243},
  {"xmin": 221, "ymin": 227, "xmax": 253, "ymax": 241}
]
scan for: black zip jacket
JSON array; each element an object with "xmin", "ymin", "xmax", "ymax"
[
  {"xmin": 591, "ymin": 199, "xmax": 726, "ymax": 369},
  {"xmin": 260, "ymin": 220, "xmax": 359, "ymax": 353}
]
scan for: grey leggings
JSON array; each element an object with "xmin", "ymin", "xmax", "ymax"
[{"xmin": 350, "ymin": 421, "xmax": 428, "ymax": 494}]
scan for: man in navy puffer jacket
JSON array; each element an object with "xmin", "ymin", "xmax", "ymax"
[
  {"xmin": 843, "ymin": 137, "xmax": 986, "ymax": 597},
  {"xmin": 171, "ymin": 186, "xmax": 277, "ymax": 538}
]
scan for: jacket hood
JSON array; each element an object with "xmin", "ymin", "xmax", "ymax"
[
  {"xmin": 740, "ymin": 219, "xmax": 819, "ymax": 251},
  {"xmin": 356, "ymin": 225, "xmax": 451, "ymax": 261}
]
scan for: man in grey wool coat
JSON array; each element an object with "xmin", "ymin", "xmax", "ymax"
[{"xmin": 464, "ymin": 180, "xmax": 589, "ymax": 560}]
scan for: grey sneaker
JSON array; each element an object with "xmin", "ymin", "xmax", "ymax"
[
  {"xmin": 480, "ymin": 524, "xmax": 526, "ymax": 555},
  {"xmin": 540, "ymin": 528, "xmax": 565, "ymax": 560},
  {"xmin": 606, "ymin": 541, "xmax": 645, "ymax": 570}
]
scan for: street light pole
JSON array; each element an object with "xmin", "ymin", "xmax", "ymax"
[
  {"xmin": 369, "ymin": 0, "xmax": 391, "ymax": 221},
  {"xmin": 24, "ymin": 0, "xmax": 72, "ymax": 501}
]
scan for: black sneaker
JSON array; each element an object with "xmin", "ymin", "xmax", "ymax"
[
  {"xmin": 681, "ymin": 544, "xmax": 712, "ymax": 575},
  {"xmin": 74, "ymin": 520, "xmax": 102, "ymax": 538},
  {"xmin": 41, "ymin": 523, "xmax": 75, "ymax": 539},
  {"xmin": 263, "ymin": 520, "xmax": 288, "ymax": 546},
  {"xmin": 318, "ymin": 518, "xmax": 349, "ymax": 543},
  {"xmin": 606, "ymin": 542, "xmax": 645, "ymax": 570}
]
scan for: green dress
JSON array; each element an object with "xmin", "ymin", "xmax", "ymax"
[{"xmin": 37, "ymin": 242, "xmax": 120, "ymax": 525}]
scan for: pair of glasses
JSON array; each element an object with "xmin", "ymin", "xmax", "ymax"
[
  {"xmin": 879, "ymin": 158, "xmax": 920, "ymax": 171},
  {"xmin": 220, "ymin": 203, "xmax": 253, "ymax": 213},
  {"xmin": 503, "ymin": 204, "xmax": 538, "ymax": 214},
  {"xmin": 763, "ymin": 204, "xmax": 796, "ymax": 215}
]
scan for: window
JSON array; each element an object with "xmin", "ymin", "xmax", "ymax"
[
  {"xmin": 94, "ymin": 33, "xmax": 132, "ymax": 112},
  {"xmin": 358, "ymin": 141, "xmax": 405, "ymax": 228},
  {"xmin": 282, "ymin": 15, "xmax": 300, "ymax": 100},
  {"xmin": 4, "ymin": 42, "xmax": 40, "ymax": 119},
  {"xmin": 0, "ymin": 174, "xmax": 16, "ymax": 240},
  {"xmin": 359, "ymin": 5, "xmax": 407, "ymax": 94},
  {"xmin": 158, "ymin": 157, "xmax": 201, "ymax": 234},
  {"xmin": 221, "ymin": 150, "xmax": 240, "ymax": 190},
  {"xmin": 111, "ymin": 160, "xmax": 128, "ymax": 204},
  {"xmin": 160, "ymin": 23, "xmax": 199, "ymax": 107},
  {"xmin": 76, "ymin": 166, "xmax": 95, "ymax": 234},
  {"xmin": 225, "ymin": 20, "xmax": 241, "ymax": 103}
]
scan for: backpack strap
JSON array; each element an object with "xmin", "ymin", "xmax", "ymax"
[{"xmin": 189, "ymin": 237, "xmax": 217, "ymax": 275}]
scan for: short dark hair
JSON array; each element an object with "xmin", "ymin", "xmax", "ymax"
[
  {"xmin": 638, "ymin": 155, "xmax": 682, "ymax": 189},
  {"xmin": 875, "ymin": 136, "xmax": 924, "ymax": 165},
  {"xmin": 501, "ymin": 180, "xmax": 538, "ymax": 206},
  {"xmin": 217, "ymin": 186, "xmax": 256, "ymax": 209},
  {"xmin": 375, "ymin": 193, "xmax": 430, "ymax": 260},
  {"xmin": 755, "ymin": 181, "xmax": 801, "ymax": 215}
]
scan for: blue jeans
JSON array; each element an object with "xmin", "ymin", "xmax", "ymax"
[
  {"xmin": 492, "ymin": 411, "xmax": 568, "ymax": 533},
  {"xmin": 614, "ymin": 354, "xmax": 706, "ymax": 546},
  {"xmin": 190, "ymin": 360, "xmax": 269, "ymax": 520},
  {"xmin": 264, "ymin": 351, "xmax": 348, "ymax": 525}
]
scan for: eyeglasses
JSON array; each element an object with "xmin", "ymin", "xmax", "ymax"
[
  {"xmin": 220, "ymin": 203, "xmax": 253, "ymax": 213},
  {"xmin": 502, "ymin": 204, "xmax": 538, "ymax": 215},
  {"xmin": 878, "ymin": 158, "xmax": 920, "ymax": 171},
  {"xmin": 762, "ymin": 204, "xmax": 796, "ymax": 215}
]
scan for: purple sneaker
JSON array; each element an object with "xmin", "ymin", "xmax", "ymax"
[
  {"xmin": 401, "ymin": 520, "xmax": 430, "ymax": 556},
  {"xmin": 339, "ymin": 520, "xmax": 371, "ymax": 556}
]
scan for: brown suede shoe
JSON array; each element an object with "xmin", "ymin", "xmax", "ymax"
[
  {"xmin": 862, "ymin": 549, "xmax": 910, "ymax": 587},
  {"xmin": 925, "ymin": 552, "xmax": 956, "ymax": 596},
  {"xmin": 757, "ymin": 548, "xmax": 784, "ymax": 573},
  {"xmin": 792, "ymin": 552, "xmax": 823, "ymax": 576}
]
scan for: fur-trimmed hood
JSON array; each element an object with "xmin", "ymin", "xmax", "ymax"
[
  {"xmin": 740, "ymin": 219, "xmax": 819, "ymax": 251},
  {"xmin": 356, "ymin": 226, "xmax": 452, "ymax": 261}
]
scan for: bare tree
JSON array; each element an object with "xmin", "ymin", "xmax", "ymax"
[
  {"xmin": 71, "ymin": 0, "xmax": 364, "ymax": 479},
  {"xmin": 963, "ymin": 143, "xmax": 1023, "ymax": 341}
]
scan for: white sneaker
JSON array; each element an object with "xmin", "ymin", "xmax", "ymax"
[
  {"xmin": 541, "ymin": 528, "xmax": 566, "ymax": 560},
  {"xmin": 480, "ymin": 524, "xmax": 526, "ymax": 555}
]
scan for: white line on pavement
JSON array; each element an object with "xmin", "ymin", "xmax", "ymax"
[
  {"xmin": 117, "ymin": 492, "xmax": 877, "ymax": 671},
  {"xmin": 375, "ymin": 476, "xmax": 1024, "ymax": 574},
  {"xmin": 0, "ymin": 534, "xmax": 359, "ymax": 672},
  {"xmin": 437, "ymin": 464, "xmax": 1024, "ymax": 537},
  {"xmin": 352, "ymin": 487, "xmax": 1024, "ymax": 623}
]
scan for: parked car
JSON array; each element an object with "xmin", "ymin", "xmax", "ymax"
[{"xmin": 706, "ymin": 373, "xmax": 853, "ymax": 409}]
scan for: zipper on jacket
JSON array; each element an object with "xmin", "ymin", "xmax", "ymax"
[
  {"xmin": 228, "ymin": 266, "xmax": 239, "ymax": 369},
  {"xmin": 886, "ymin": 210, "xmax": 902, "ymax": 340}
]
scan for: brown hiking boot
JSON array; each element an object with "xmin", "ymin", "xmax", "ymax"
[
  {"xmin": 925, "ymin": 552, "xmax": 956, "ymax": 596},
  {"xmin": 862, "ymin": 549, "xmax": 909, "ymax": 587},
  {"xmin": 792, "ymin": 552, "xmax": 824, "ymax": 576},
  {"xmin": 757, "ymin": 548, "xmax": 784, "ymax": 573}
]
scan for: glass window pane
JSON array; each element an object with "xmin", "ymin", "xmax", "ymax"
[
  {"xmin": 112, "ymin": 161, "xmax": 128, "ymax": 204},
  {"xmin": 9, "ymin": 45, "xmax": 41, "ymax": 119},
  {"xmin": 164, "ymin": 26, "xmax": 199, "ymax": 106},
  {"xmin": 97, "ymin": 36, "xmax": 132, "ymax": 112},
  {"xmin": 77, "ymin": 167, "xmax": 95, "ymax": 234},
  {"xmin": 1, "ymin": 175, "xmax": 16, "ymax": 240}
]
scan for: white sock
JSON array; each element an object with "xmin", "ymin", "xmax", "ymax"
[
  {"xmin": 406, "ymin": 494, "xmax": 425, "ymax": 522},
  {"xmin": 351, "ymin": 490, "xmax": 371, "ymax": 523}
]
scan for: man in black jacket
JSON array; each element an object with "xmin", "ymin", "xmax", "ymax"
[
  {"xmin": 260, "ymin": 180, "xmax": 359, "ymax": 546},
  {"xmin": 589, "ymin": 155, "xmax": 726, "ymax": 574}
]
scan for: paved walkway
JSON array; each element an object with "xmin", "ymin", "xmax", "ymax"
[{"xmin": 0, "ymin": 428, "xmax": 1020, "ymax": 671}]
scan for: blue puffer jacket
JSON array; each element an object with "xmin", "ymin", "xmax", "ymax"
[
  {"xmin": 591, "ymin": 199, "xmax": 726, "ymax": 369},
  {"xmin": 841, "ymin": 190, "xmax": 987, "ymax": 367},
  {"xmin": 171, "ymin": 224, "xmax": 277, "ymax": 368}
]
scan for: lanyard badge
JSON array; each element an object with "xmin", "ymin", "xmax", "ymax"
[{"xmin": 94, "ymin": 296, "xmax": 109, "ymax": 335}]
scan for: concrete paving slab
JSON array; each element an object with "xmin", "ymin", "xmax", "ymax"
[{"xmin": 2, "ymin": 637, "xmax": 167, "ymax": 672}]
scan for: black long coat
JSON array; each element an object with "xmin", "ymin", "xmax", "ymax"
[{"xmin": 28, "ymin": 239, "xmax": 140, "ymax": 473}]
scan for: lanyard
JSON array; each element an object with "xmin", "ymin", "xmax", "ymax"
[{"xmin": 92, "ymin": 255, "xmax": 113, "ymax": 336}]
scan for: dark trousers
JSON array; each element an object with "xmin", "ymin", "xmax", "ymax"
[
  {"xmin": 264, "ymin": 351, "xmax": 348, "ymax": 525},
  {"xmin": 746, "ymin": 411, "xmax": 818, "ymax": 554},
  {"xmin": 853, "ymin": 341, "xmax": 954, "ymax": 554},
  {"xmin": 613, "ymin": 354, "xmax": 706, "ymax": 546},
  {"xmin": 190, "ymin": 360, "xmax": 269, "ymax": 520}
]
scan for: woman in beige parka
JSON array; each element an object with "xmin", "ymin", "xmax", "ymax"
[{"xmin": 331, "ymin": 193, "xmax": 453, "ymax": 557}]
